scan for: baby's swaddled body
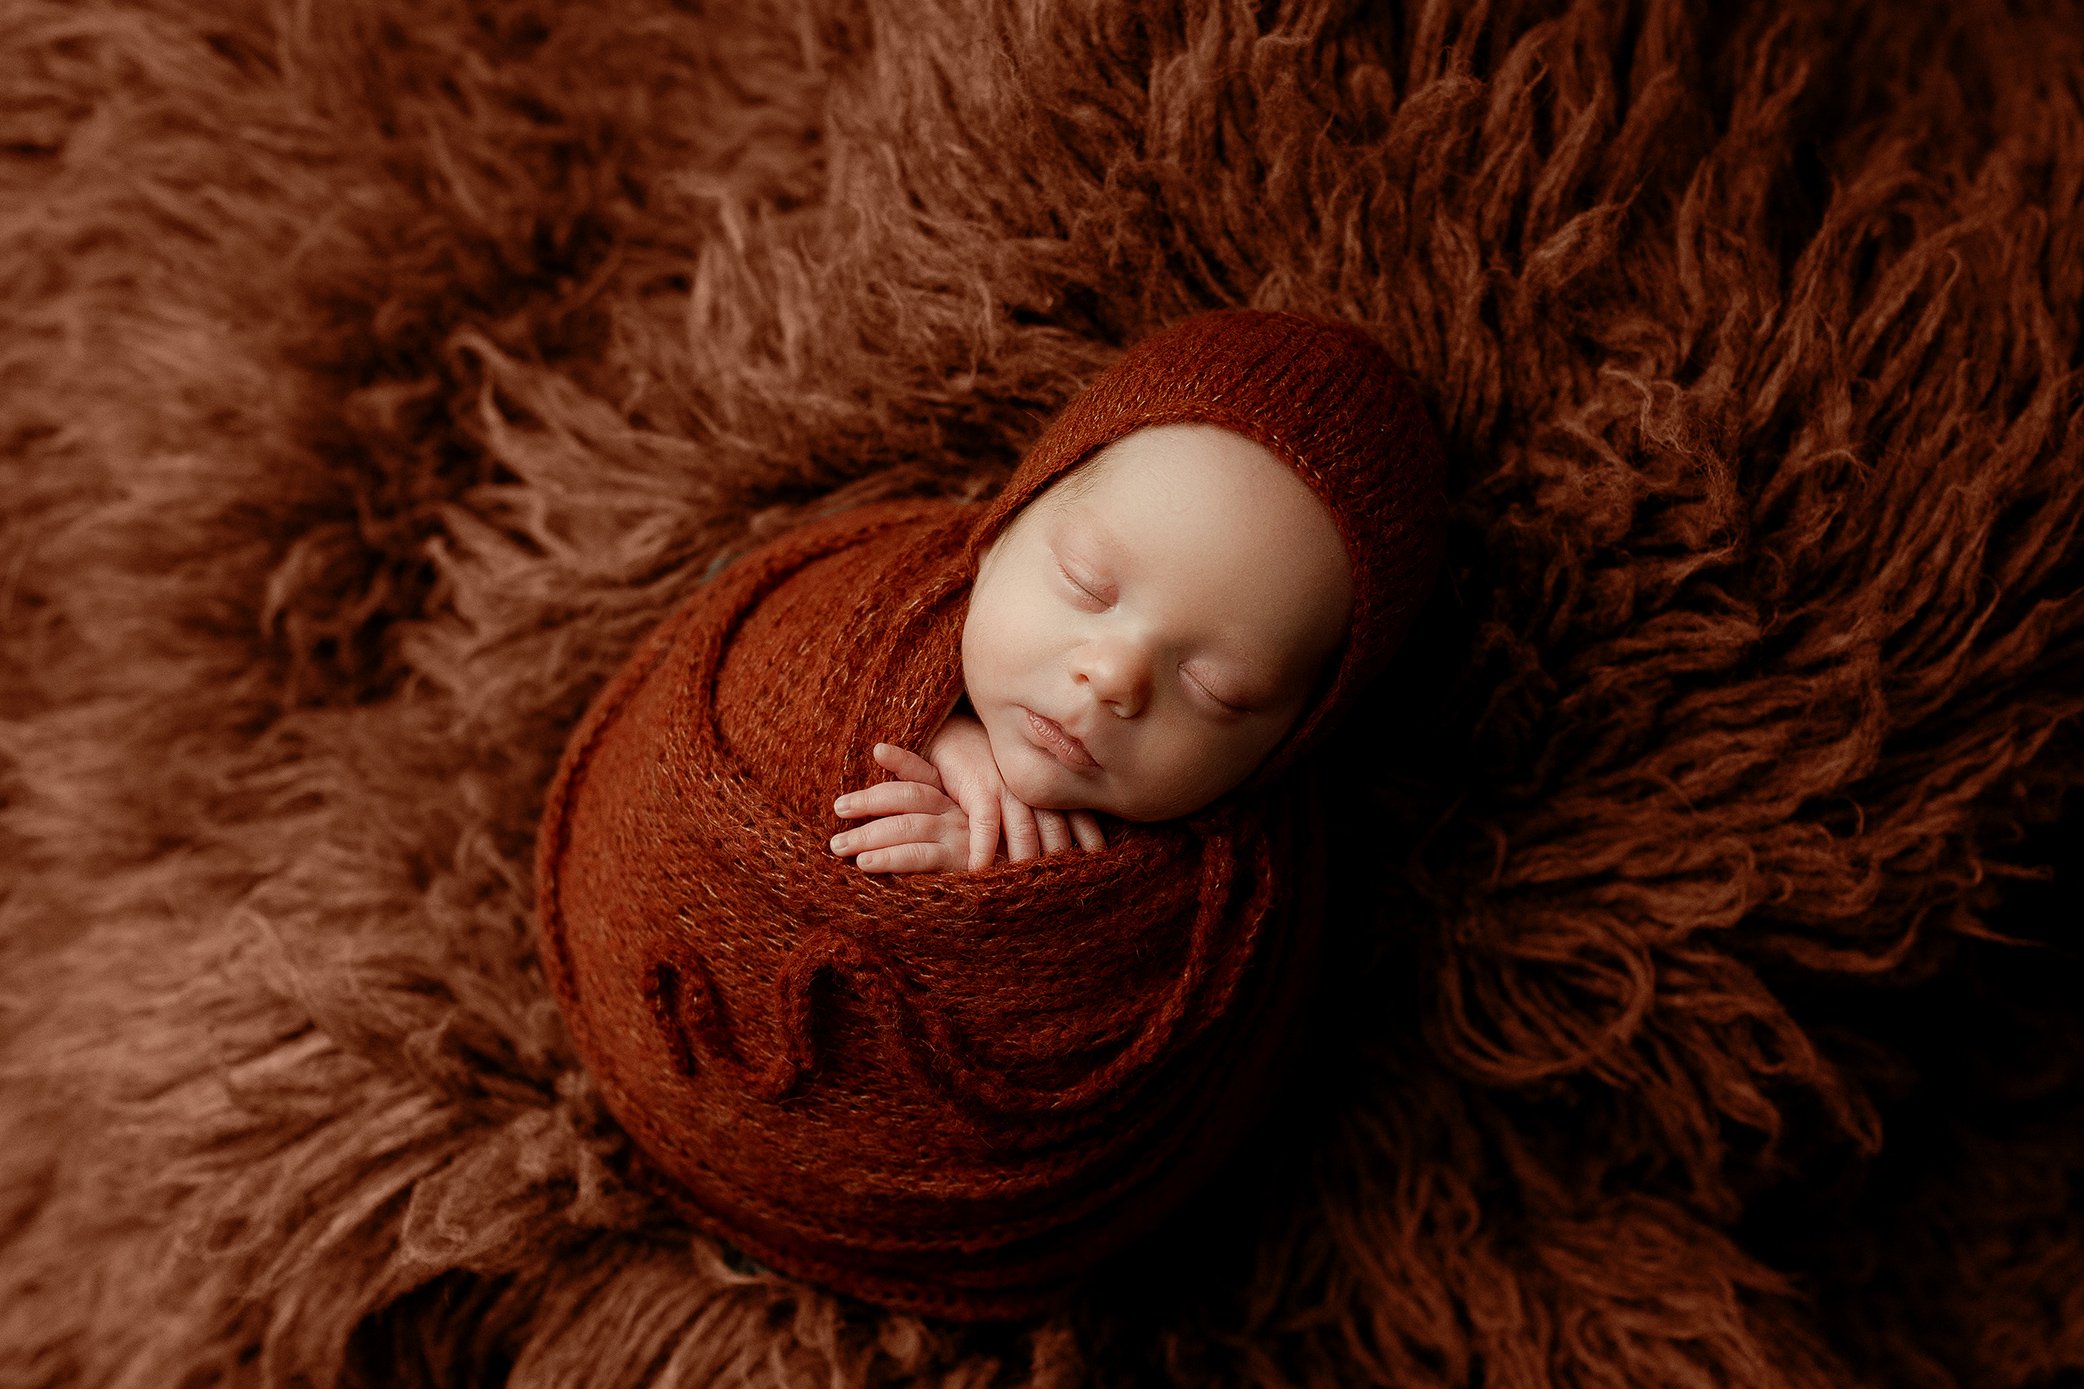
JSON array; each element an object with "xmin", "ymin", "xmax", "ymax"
[
  {"xmin": 534, "ymin": 309, "xmax": 1448, "ymax": 1320},
  {"xmin": 539, "ymin": 494, "xmax": 1327, "ymax": 1320}
]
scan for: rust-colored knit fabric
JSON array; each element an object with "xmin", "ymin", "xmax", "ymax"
[{"xmin": 533, "ymin": 310, "xmax": 1448, "ymax": 1320}]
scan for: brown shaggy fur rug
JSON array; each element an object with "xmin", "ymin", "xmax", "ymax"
[{"xmin": 4, "ymin": 0, "xmax": 2083, "ymax": 1384}]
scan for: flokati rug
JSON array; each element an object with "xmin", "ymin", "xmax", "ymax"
[{"xmin": 3, "ymin": 0, "xmax": 2082, "ymax": 1385}]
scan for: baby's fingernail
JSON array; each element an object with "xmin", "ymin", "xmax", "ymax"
[
  {"xmin": 834, "ymin": 795, "xmax": 852, "ymax": 811},
  {"xmin": 829, "ymin": 834, "xmax": 847, "ymax": 851}
]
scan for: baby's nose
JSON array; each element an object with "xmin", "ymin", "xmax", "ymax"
[{"xmin": 1077, "ymin": 641, "xmax": 1150, "ymax": 716}]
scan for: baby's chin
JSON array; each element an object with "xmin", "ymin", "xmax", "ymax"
[
  {"xmin": 991, "ymin": 736, "xmax": 1191, "ymax": 824},
  {"xmin": 985, "ymin": 731, "xmax": 1115, "ymax": 815},
  {"xmin": 993, "ymin": 738, "xmax": 1096, "ymax": 812}
]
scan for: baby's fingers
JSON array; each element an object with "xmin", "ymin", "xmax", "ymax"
[
  {"xmin": 1069, "ymin": 810, "xmax": 1107, "ymax": 852},
  {"xmin": 830, "ymin": 811, "xmax": 963, "ymax": 874},
  {"xmin": 834, "ymin": 780, "xmax": 953, "ymax": 819},
  {"xmin": 948, "ymin": 781, "xmax": 1003, "ymax": 872},
  {"xmin": 871, "ymin": 742, "xmax": 942, "ymax": 789},
  {"xmin": 831, "ymin": 812, "xmax": 947, "ymax": 857},
  {"xmin": 850, "ymin": 841, "xmax": 959, "ymax": 874},
  {"xmin": 1000, "ymin": 795, "xmax": 1041, "ymax": 863},
  {"xmin": 1033, "ymin": 809, "xmax": 1072, "ymax": 856},
  {"xmin": 966, "ymin": 803, "xmax": 1000, "ymax": 873}
]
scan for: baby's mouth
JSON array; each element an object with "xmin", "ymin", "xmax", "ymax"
[{"xmin": 1022, "ymin": 707, "xmax": 1100, "ymax": 769}]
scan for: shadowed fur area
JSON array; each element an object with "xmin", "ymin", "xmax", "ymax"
[{"xmin": 3, "ymin": 0, "xmax": 2082, "ymax": 1384}]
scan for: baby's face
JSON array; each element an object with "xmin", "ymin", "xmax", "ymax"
[{"xmin": 962, "ymin": 423, "xmax": 1352, "ymax": 822}]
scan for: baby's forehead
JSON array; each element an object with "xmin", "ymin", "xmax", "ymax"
[
  {"xmin": 1034, "ymin": 425, "xmax": 1258, "ymax": 511},
  {"xmin": 1037, "ymin": 426, "xmax": 1337, "ymax": 548},
  {"xmin": 1021, "ymin": 431, "xmax": 1353, "ymax": 668}
]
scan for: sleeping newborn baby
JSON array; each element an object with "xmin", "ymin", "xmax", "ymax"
[
  {"xmin": 534, "ymin": 307, "xmax": 1449, "ymax": 1323},
  {"xmin": 829, "ymin": 420, "xmax": 1354, "ymax": 871}
]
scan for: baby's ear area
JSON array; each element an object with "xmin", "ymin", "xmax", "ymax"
[{"xmin": 969, "ymin": 528, "xmax": 1008, "ymax": 586}]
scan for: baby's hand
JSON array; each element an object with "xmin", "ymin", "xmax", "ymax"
[
  {"xmin": 828, "ymin": 744, "xmax": 971, "ymax": 874},
  {"xmin": 921, "ymin": 716, "xmax": 1107, "ymax": 868},
  {"xmin": 830, "ymin": 735, "xmax": 1105, "ymax": 874}
]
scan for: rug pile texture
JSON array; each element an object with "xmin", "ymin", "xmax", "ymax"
[{"xmin": 3, "ymin": 0, "xmax": 2081, "ymax": 1384}]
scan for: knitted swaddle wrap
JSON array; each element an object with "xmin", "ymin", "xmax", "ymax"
[{"xmin": 534, "ymin": 310, "xmax": 1448, "ymax": 1320}]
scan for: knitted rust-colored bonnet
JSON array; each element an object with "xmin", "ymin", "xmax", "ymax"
[
  {"xmin": 533, "ymin": 309, "xmax": 1448, "ymax": 1321},
  {"xmin": 964, "ymin": 308, "xmax": 1449, "ymax": 787}
]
